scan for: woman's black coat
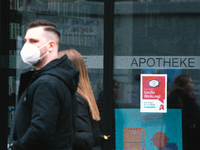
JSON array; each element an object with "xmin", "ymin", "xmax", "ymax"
[{"xmin": 73, "ymin": 93, "xmax": 101, "ymax": 150}]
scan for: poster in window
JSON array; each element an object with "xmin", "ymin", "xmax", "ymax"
[
  {"xmin": 115, "ymin": 109, "xmax": 182, "ymax": 150},
  {"xmin": 140, "ymin": 74, "xmax": 167, "ymax": 113}
]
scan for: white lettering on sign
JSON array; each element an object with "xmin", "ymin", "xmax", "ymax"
[
  {"xmin": 83, "ymin": 56, "xmax": 200, "ymax": 69},
  {"xmin": 114, "ymin": 56, "xmax": 199, "ymax": 69}
]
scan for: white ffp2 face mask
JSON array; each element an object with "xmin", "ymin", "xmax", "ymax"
[{"xmin": 20, "ymin": 42, "xmax": 50, "ymax": 65}]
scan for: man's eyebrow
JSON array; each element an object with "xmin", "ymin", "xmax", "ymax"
[{"xmin": 24, "ymin": 38, "xmax": 39, "ymax": 42}]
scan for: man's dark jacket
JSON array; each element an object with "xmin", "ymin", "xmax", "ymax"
[{"xmin": 10, "ymin": 55, "xmax": 79, "ymax": 150}]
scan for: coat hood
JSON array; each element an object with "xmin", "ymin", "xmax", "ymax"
[
  {"xmin": 18, "ymin": 55, "xmax": 79, "ymax": 98},
  {"xmin": 38, "ymin": 54, "xmax": 79, "ymax": 93}
]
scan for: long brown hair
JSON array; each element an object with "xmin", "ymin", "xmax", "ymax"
[
  {"xmin": 58, "ymin": 49, "xmax": 100, "ymax": 121},
  {"xmin": 167, "ymin": 74, "xmax": 190, "ymax": 97}
]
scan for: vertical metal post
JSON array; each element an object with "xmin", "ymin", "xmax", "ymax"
[
  {"xmin": 0, "ymin": 0, "xmax": 9, "ymax": 150},
  {"xmin": 102, "ymin": 0, "xmax": 114, "ymax": 149}
]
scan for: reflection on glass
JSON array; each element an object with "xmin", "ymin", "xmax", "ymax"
[
  {"xmin": 8, "ymin": 0, "xmax": 104, "ymax": 148},
  {"xmin": 114, "ymin": 1, "xmax": 200, "ymax": 150},
  {"xmin": 168, "ymin": 74, "xmax": 200, "ymax": 149}
]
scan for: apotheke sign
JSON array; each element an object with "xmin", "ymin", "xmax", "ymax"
[
  {"xmin": 114, "ymin": 56, "xmax": 199, "ymax": 69},
  {"xmin": 82, "ymin": 56, "xmax": 200, "ymax": 69}
]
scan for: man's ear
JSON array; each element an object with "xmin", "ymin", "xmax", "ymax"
[{"xmin": 48, "ymin": 41, "xmax": 56, "ymax": 52}]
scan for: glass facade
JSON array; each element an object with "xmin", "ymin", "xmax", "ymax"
[
  {"xmin": 114, "ymin": 1, "xmax": 200, "ymax": 150},
  {"xmin": 4, "ymin": 0, "xmax": 105, "ymax": 149},
  {"xmin": 0, "ymin": 0, "xmax": 200, "ymax": 149}
]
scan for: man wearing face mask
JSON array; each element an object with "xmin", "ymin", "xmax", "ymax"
[{"xmin": 9, "ymin": 19, "xmax": 79, "ymax": 150}]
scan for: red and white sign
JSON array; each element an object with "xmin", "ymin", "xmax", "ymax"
[{"xmin": 140, "ymin": 74, "xmax": 167, "ymax": 113}]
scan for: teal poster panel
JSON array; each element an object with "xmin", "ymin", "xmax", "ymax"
[{"xmin": 115, "ymin": 109, "xmax": 182, "ymax": 150}]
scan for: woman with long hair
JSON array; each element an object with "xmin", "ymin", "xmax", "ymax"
[
  {"xmin": 168, "ymin": 74, "xmax": 200, "ymax": 149},
  {"xmin": 58, "ymin": 49, "xmax": 101, "ymax": 150},
  {"xmin": 168, "ymin": 74, "xmax": 195, "ymax": 108}
]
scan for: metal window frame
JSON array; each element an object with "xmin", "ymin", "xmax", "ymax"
[
  {"xmin": 0, "ymin": 1, "xmax": 9, "ymax": 150},
  {"xmin": 102, "ymin": 0, "xmax": 114, "ymax": 149}
]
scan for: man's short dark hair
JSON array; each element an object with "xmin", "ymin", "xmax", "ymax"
[{"xmin": 27, "ymin": 19, "xmax": 60, "ymax": 38}]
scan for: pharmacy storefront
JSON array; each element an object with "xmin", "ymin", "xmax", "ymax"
[{"xmin": 1, "ymin": 0, "xmax": 200, "ymax": 150}]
